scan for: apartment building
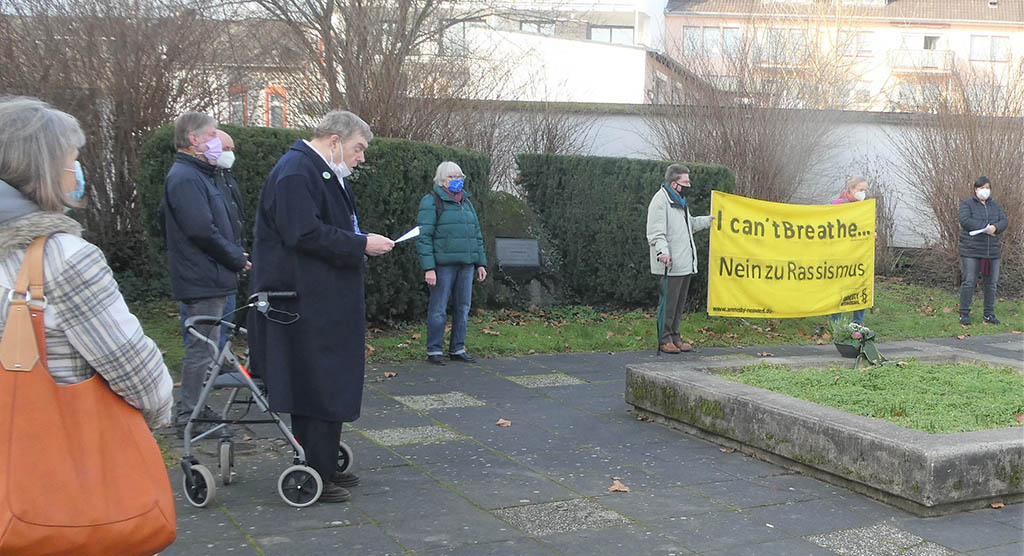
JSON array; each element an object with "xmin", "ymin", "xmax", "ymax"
[{"xmin": 664, "ymin": 0, "xmax": 1024, "ymax": 111}]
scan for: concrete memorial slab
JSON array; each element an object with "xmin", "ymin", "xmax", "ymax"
[{"xmin": 626, "ymin": 343, "xmax": 1024, "ymax": 516}]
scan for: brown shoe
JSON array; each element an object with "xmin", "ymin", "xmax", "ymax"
[
  {"xmin": 319, "ymin": 483, "xmax": 351, "ymax": 503},
  {"xmin": 660, "ymin": 342, "xmax": 681, "ymax": 354},
  {"xmin": 674, "ymin": 342, "xmax": 693, "ymax": 352}
]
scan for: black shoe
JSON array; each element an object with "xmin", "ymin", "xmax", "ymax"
[
  {"xmin": 427, "ymin": 354, "xmax": 447, "ymax": 366},
  {"xmin": 449, "ymin": 352, "xmax": 476, "ymax": 363},
  {"xmin": 329, "ymin": 471, "xmax": 360, "ymax": 487},
  {"xmin": 983, "ymin": 315, "xmax": 1000, "ymax": 325},
  {"xmin": 959, "ymin": 315, "xmax": 971, "ymax": 326},
  {"xmin": 319, "ymin": 483, "xmax": 351, "ymax": 503}
]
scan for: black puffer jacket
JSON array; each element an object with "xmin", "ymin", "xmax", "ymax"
[
  {"xmin": 163, "ymin": 153, "xmax": 247, "ymax": 300},
  {"xmin": 958, "ymin": 196, "xmax": 1008, "ymax": 259}
]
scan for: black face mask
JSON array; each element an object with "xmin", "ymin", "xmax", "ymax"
[{"xmin": 677, "ymin": 184, "xmax": 690, "ymax": 197}]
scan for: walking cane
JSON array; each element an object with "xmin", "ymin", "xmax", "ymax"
[{"xmin": 655, "ymin": 265, "xmax": 667, "ymax": 356}]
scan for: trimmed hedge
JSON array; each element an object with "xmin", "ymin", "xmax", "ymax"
[
  {"xmin": 517, "ymin": 154, "xmax": 735, "ymax": 310},
  {"xmin": 137, "ymin": 124, "xmax": 491, "ymax": 324}
]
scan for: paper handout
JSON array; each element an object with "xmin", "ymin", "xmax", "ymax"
[
  {"xmin": 969, "ymin": 227, "xmax": 989, "ymax": 236},
  {"xmin": 394, "ymin": 226, "xmax": 420, "ymax": 243}
]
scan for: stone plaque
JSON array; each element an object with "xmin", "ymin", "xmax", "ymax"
[{"xmin": 495, "ymin": 237, "xmax": 540, "ymax": 267}]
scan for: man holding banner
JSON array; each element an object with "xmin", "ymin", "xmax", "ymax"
[
  {"xmin": 706, "ymin": 190, "xmax": 875, "ymax": 319},
  {"xmin": 647, "ymin": 164, "xmax": 713, "ymax": 354}
]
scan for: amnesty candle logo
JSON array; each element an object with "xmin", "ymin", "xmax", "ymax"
[{"xmin": 707, "ymin": 191, "xmax": 875, "ymax": 318}]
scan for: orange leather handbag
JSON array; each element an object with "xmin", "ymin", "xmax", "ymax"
[{"xmin": 0, "ymin": 237, "xmax": 176, "ymax": 556}]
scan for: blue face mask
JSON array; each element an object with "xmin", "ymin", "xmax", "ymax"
[
  {"xmin": 447, "ymin": 177, "xmax": 465, "ymax": 193},
  {"xmin": 69, "ymin": 161, "xmax": 85, "ymax": 200}
]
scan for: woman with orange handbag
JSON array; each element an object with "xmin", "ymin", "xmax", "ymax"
[{"xmin": 0, "ymin": 96, "xmax": 176, "ymax": 555}]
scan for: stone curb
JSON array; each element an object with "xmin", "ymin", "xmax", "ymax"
[{"xmin": 625, "ymin": 346, "xmax": 1024, "ymax": 516}]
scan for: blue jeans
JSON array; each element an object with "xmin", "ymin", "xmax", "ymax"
[
  {"xmin": 960, "ymin": 257, "xmax": 1001, "ymax": 318},
  {"xmin": 426, "ymin": 264, "xmax": 474, "ymax": 356},
  {"xmin": 830, "ymin": 309, "xmax": 865, "ymax": 325},
  {"xmin": 180, "ymin": 294, "xmax": 236, "ymax": 350}
]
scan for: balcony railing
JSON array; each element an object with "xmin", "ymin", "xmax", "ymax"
[{"xmin": 889, "ymin": 49, "xmax": 955, "ymax": 72}]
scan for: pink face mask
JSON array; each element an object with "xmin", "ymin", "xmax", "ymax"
[{"xmin": 200, "ymin": 136, "xmax": 223, "ymax": 164}]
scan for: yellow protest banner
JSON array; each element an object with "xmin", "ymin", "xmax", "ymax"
[{"xmin": 707, "ymin": 191, "xmax": 875, "ymax": 318}]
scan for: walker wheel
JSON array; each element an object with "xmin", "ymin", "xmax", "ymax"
[
  {"xmin": 183, "ymin": 464, "xmax": 216, "ymax": 508},
  {"xmin": 337, "ymin": 441, "xmax": 354, "ymax": 473},
  {"xmin": 219, "ymin": 440, "xmax": 234, "ymax": 485},
  {"xmin": 278, "ymin": 465, "xmax": 323, "ymax": 508}
]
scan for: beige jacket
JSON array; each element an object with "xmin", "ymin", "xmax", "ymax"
[{"xmin": 646, "ymin": 187, "xmax": 712, "ymax": 276}]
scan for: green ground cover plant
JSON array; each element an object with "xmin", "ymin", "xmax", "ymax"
[
  {"xmin": 134, "ymin": 279, "xmax": 1022, "ymax": 375},
  {"xmin": 724, "ymin": 361, "xmax": 1024, "ymax": 433}
]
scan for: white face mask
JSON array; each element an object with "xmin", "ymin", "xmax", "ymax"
[
  {"xmin": 329, "ymin": 144, "xmax": 352, "ymax": 178},
  {"xmin": 853, "ymin": 191, "xmax": 867, "ymax": 202},
  {"xmin": 977, "ymin": 188, "xmax": 991, "ymax": 201},
  {"xmin": 216, "ymin": 150, "xmax": 235, "ymax": 169}
]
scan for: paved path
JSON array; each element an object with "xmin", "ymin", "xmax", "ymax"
[{"xmin": 160, "ymin": 334, "xmax": 1024, "ymax": 555}]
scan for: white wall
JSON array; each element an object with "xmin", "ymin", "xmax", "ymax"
[
  {"xmin": 541, "ymin": 108, "xmax": 934, "ymax": 248},
  {"xmin": 467, "ymin": 28, "xmax": 650, "ymax": 103}
]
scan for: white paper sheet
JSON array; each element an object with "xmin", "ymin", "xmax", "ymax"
[
  {"xmin": 394, "ymin": 226, "xmax": 420, "ymax": 243},
  {"xmin": 969, "ymin": 227, "xmax": 988, "ymax": 236}
]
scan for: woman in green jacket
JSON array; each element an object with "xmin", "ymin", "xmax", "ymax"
[{"xmin": 416, "ymin": 161, "xmax": 487, "ymax": 365}]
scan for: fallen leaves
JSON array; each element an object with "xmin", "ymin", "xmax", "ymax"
[
  {"xmin": 365, "ymin": 343, "xmax": 375, "ymax": 357},
  {"xmin": 990, "ymin": 501, "xmax": 1005, "ymax": 509},
  {"xmin": 481, "ymin": 327, "xmax": 501, "ymax": 336},
  {"xmin": 608, "ymin": 479, "xmax": 630, "ymax": 493},
  {"xmin": 384, "ymin": 371, "xmax": 397, "ymax": 378},
  {"xmin": 1015, "ymin": 414, "xmax": 1024, "ymax": 424},
  {"xmin": 527, "ymin": 349, "xmax": 537, "ymax": 355},
  {"xmin": 942, "ymin": 307, "xmax": 954, "ymax": 314},
  {"xmin": 917, "ymin": 303, "xmax": 937, "ymax": 315},
  {"xmin": 606, "ymin": 330, "xmax": 615, "ymax": 339},
  {"xmin": 563, "ymin": 343, "xmax": 572, "ymax": 352},
  {"xmin": 496, "ymin": 418, "xmax": 512, "ymax": 427},
  {"xmin": 757, "ymin": 351, "xmax": 773, "ymax": 357},
  {"xmin": 410, "ymin": 333, "xmax": 421, "ymax": 340},
  {"xmin": 955, "ymin": 334, "xmax": 968, "ymax": 340},
  {"xmin": 1012, "ymin": 330, "xmax": 1022, "ymax": 334}
]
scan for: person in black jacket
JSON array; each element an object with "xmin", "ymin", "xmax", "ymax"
[
  {"xmin": 958, "ymin": 176, "xmax": 1008, "ymax": 325},
  {"xmin": 163, "ymin": 112, "xmax": 250, "ymax": 436},
  {"xmin": 248, "ymin": 110, "xmax": 393, "ymax": 503}
]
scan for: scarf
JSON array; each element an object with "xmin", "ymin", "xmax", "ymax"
[
  {"xmin": 442, "ymin": 186, "xmax": 464, "ymax": 204},
  {"xmin": 662, "ymin": 183, "xmax": 686, "ymax": 208}
]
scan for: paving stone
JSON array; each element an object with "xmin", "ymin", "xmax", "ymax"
[
  {"xmin": 394, "ymin": 392, "xmax": 486, "ymax": 411},
  {"xmin": 362, "ymin": 425, "xmax": 465, "ymax": 446},
  {"xmin": 389, "ymin": 438, "xmax": 494, "ymax": 465},
  {"xmin": 594, "ymin": 486, "xmax": 726, "ymax": 521},
  {"xmin": 637, "ymin": 454, "xmax": 737, "ymax": 486},
  {"xmin": 707, "ymin": 452, "xmax": 791, "ymax": 479},
  {"xmin": 417, "ymin": 537, "xmax": 557, "ymax": 555},
  {"xmin": 966, "ymin": 542, "xmax": 1024, "ymax": 556},
  {"xmin": 700, "ymin": 536, "xmax": 838, "ymax": 556},
  {"xmin": 349, "ymin": 462, "xmax": 440, "ymax": 497},
  {"xmin": 506, "ymin": 372, "xmax": 588, "ymax": 388},
  {"xmin": 747, "ymin": 497, "xmax": 876, "ymax": 536},
  {"xmin": 492, "ymin": 498, "xmax": 629, "ymax": 536},
  {"xmin": 349, "ymin": 405, "xmax": 434, "ymax": 429},
  {"xmin": 689, "ymin": 478, "xmax": 818, "ymax": 509},
  {"xmin": 540, "ymin": 523, "xmax": 695, "ymax": 555},
  {"xmin": 513, "ymin": 445, "xmax": 670, "ymax": 494},
  {"xmin": 158, "ymin": 537, "xmax": 261, "ymax": 556},
  {"xmin": 354, "ymin": 484, "xmax": 523, "ymax": 551},
  {"xmin": 475, "ymin": 357, "xmax": 553, "ymax": 376},
  {"xmin": 650, "ymin": 510, "xmax": 787, "ymax": 552},
  {"xmin": 255, "ymin": 523, "xmax": 406, "ymax": 555},
  {"xmin": 228, "ymin": 501, "xmax": 369, "ymax": 536},
  {"xmin": 806, "ymin": 522, "xmax": 952, "ymax": 556},
  {"xmin": 969, "ymin": 504, "xmax": 1024, "ymax": 530},
  {"xmin": 745, "ymin": 473, "xmax": 845, "ymax": 500},
  {"xmin": 424, "ymin": 455, "xmax": 578, "ymax": 509},
  {"xmin": 896, "ymin": 511, "xmax": 1024, "ymax": 552}
]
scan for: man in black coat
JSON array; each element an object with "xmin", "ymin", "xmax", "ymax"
[
  {"xmin": 163, "ymin": 112, "xmax": 250, "ymax": 437},
  {"xmin": 248, "ymin": 110, "xmax": 393, "ymax": 503}
]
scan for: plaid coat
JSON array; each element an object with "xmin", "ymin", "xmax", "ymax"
[{"xmin": 0, "ymin": 208, "xmax": 173, "ymax": 429}]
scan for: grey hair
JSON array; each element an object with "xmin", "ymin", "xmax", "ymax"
[
  {"xmin": 313, "ymin": 110, "xmax": 373, "ymax": 142},
  {"xmin": 0, "ymin": 96, "xmax": 86, "ymax": 212},
  {"xmin": 434, "ymin": 161, "xmax": 464, "ymax": 186},
  {"xmin": 665, "ymin": 164, "xmax": 690, "ymax": 184},
  {"xmin": 173, "ymin": 111, "xmax": 216, "ymax": 149}
]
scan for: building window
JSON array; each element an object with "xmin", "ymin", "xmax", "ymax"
[
  {"xmin": 266, "ymin": 87, "xmax": 286, "ymax": 128},
  {"xmin": 841, "ymin": 31, "xmax": 873, "ymax": 57},
  {"xmin": 228, "ymin": 86, "xmax": 247, "ymax": 126},
  {"xmin": 683, "ymin": 26, "xmax": 741, "ymax": 57},
  {"xmin": 762, "ymin": 28, "xmax": 806, "ymax": 64},
  {"xmin": 589, "ymin": 25, "xmax": 633, "ymax": 46},
  {"xmin": 440, "ymin": 21, "xmax": 470, "ymax": 56},
  {"xmin": 520, "ymin": 20, "xmax": 554, "ymax": 36},
  {"xmin": 970, "ymin": 35, "xmax": 1010, "ymax": 62}
]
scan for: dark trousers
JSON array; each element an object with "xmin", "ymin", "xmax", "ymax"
[
  {"xmin": 290, "ymin": 414, "xmax": 342, "ymax": 483},
  {"xmin": 659, "ymin": 274, "xmax": 692, "ymax": 345}
]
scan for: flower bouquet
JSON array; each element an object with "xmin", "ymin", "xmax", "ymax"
[{"xmin": 829, "ymin": 321, "xmax": 885, "ymax": 366}]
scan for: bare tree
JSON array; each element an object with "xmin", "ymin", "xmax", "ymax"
[
  {"xmin": 646, "ymin": 2, "xmax": 870, "ymax": 202},
  {"xmin": 888, "ymin": 62, "xmax": 1024, "ymax": 289},
  {"xmin": 0, "ymin": 0, "xmax": 227, "ymax": 267}
]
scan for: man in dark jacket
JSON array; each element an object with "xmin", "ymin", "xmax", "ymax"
[
  {"xmin": 248, "ymin": 110, "xmax": 393, "ymax": 503},
  {"xmin": 164, "ymin": 112, "xmax": 250, "ymax": 435}
]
